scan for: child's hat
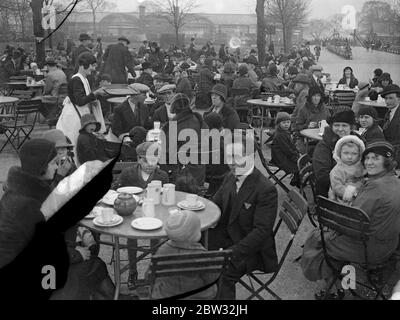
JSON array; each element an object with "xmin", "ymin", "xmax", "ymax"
[
  {"xmin": 333, "ymin": 135, "xmax": 365, "ymax": 160},
  {"xmin": 275, "ymin": 112, "xmax": 291, "ymax": 125},
  {"xmin": 165, "ymin": 210, "xmax": 201, "ymax": 243},
  {"xmin": 79, "ymin": 114, "xmax": 100, "ymax": 133}
]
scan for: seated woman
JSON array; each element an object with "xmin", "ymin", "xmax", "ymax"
[
  {"xmin": 114, "ymin": 141, "xmax": 169, "ymax": 290},
  {"xmin": 337, "ymin": 66, "xmax": 359, "ymax": 89},
  {"xmin": 313, "ymin": 108, "xmax": 358, "ymax": 197},
  {"xmin": 149, "ymin": 210, "xmax": 218, "ymax": 300},
  {"xmin": 294, "ymin": 88, "xmax": 330, "ymax": 155},
  {"xmin": 358, "ymin": 106, "xmax": 385, "ymax": 143},
  {"xmin": 302, "ymin": 140, "xmax": 400, "ymax": 300}
]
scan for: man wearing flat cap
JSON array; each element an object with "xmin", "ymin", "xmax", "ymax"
[
  {"xmin": 309, "ymin": 64, "xmax": 325, "ymax": 97},
  {"xmin": 111, "ymin": 88, "xmax": 153, "ymax": 140},
  {"xmin": 381, "ymin": 84, "xmax": 400, "ymax": 167},
  {"xmin": 152, "ymin": 84, "xmax": 176, "ymax": 126},
  {"xmin": 102, "ymin": 36, "xmax": 136, "ymax": 84},
  {"xmin": 71, "ymin": 33, "xmax": 93, "ymax": 71}
]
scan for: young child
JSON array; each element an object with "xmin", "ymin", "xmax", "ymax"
[
  {"xmin": 76, "ymin": 114, "xmax": 109, "ymax": 166},
  {"xmin": 149, "ymin": 210, "xmax": 218, "ymax": 300},
  {"xmin": 271, "ymin": 112, "xmax": 300, "ymax": 187},
  {"xmin": 329, "ymin": 136, "xmax": 366, "ymax": 203},
  {"xmin": 357, "ymin": 106, "xmax": 385, "ymax": 143}
]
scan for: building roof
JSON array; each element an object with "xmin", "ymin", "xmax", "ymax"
[{"xmin": 199, "ymin": 13, "xmax": 257, "ymax": 26}]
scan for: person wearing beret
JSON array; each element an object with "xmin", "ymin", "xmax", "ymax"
[
  {"xmin": 382, "ymin": 84, "xmax": 400, "ymax": 167},
  {"xmin": 302, "ymin": 140, "xmax": 400, "ymax": 300},
  {"xmin": 312, "ymin": 108, "xmax": 360, "ymax": 197},
  {"xmin": 203, "ymin": 84, "xmax": 240, "ymax": 131},
  {"xmin": 71, "ymin": 33, "xmax": 92, "ymax": 71},
  {"xmin": 102, "ymin": 36, "xmax": 136, "ymax": 84}
]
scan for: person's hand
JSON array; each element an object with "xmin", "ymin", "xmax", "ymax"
[
  {"xmin": 76, "ymin": 246, "xmax": 91, "ymax": 261},
  {"xmin": 57, "ymin": 158, "xmax": 73, "ymax": 177},
  {"xmin": 343, "ymin": 185, "xmax": 357, "ymax": 202},
  {"xmin": 308, "ymin": 122, "xmax": 318, "ymax": 129}
]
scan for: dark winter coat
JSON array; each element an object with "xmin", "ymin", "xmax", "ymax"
[
  {"xmin": 360, "ymin": 123, "xmax": 385, "ymax": 144},
  {"xmin": 176, "ymin": 77, "xmax": 193, "ymax": 100},
  {"xmin": 102, "ymin": 43, "xmax": 136, "ymax": 84},
  {"xmin": 271, "ymin": 127, "xmax": 299, "ymax": 173},
  {"xmin": 383, "ymin": 105, "xmax": 400, "ymax": 167},
  {"xmin": 76, "ymin": 131, "xmax": 109, "ymax": 165},
  {"xmin": 203, "ymin": 104, "xmax": 240, "ymax": 131}
]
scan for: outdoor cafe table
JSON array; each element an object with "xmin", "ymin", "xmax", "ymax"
[
  {"xmin": 247, "ymin": 99, "xmax": 295, "ymax": 145},
  {"xmin": 358, "ymin": 100, "xmax": 387, "ymax": 108},
  {"xmin": 79, "ymin": 191, "xmax": 221, "ymax": 300},
  {"xmin": 300, "ymin": 128, "xmax": 323, "ymax": 142},
  {"xmin": 3, "ymin": 81, "xmax": 45, "ymax": 96}
]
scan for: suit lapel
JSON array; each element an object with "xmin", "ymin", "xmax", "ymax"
[
  {"xmin": 384, "ymin": 105, "xmax": 400, "ymax": 131},
  {"xmin": 221, "ymin": 174, "xmax": 236, "ymax": 215},
  {"xmin": 229, "ymin": 169, "xmax": 259, "ymax": 225}
]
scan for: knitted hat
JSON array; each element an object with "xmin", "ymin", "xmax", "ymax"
[
  {"xmin": 170, "ymin": 93, "xmax": 191, "ymax": 113},
  {"xmin": 80, "ymin": 114, "xmax": 100, "ymax": 133},
  {"xmin": 128, "ymin": 126, "xmax": 147, "ymax": 144},
  {"xmin": 42, "ymin": 129, "xmax": 74, "ymax": 148},
  {"xmin": 333, "ymin": 135, "xmax": 365, "ymax": 162},
  {"xmin": 165, "ymin": 210, "xmax": 201, "ymax": 243},
  {"xmin": 20, "ymin": 139, "xmax": 57, "ymax": 176},
  {"xmin": 238, "ymin": 64, "xmax": 248, "ymax": 76},
  {"xmin": 328, "ymin": 109, "xmax": 355, "ymax": 125},
  {"xmin": 381, "ymin": 84, "xmax": 400, "ymax": 98},
  {"xmin": 275, "ymin": 112, "xmax": 291, "ymax": 125},
  {"xmin": 210, "ymin": 84, "xmax": 228, "ymax": 102},
  {"xmin": 379, "ymin": 72, "xmax": 392, "ymax": 82},
  {"xmin": 362, "ymin": 140, "xmax": 394, "ymax": 162},
  {"xmin": 358, "ymin": 106, "xmax": 378, "ymax": 119},
  {"xmin": 374, "ymin": 68, "xmax": 383, "ymax": 77},
  {"xmin": 204, "ymin": 112, "xmax": 223, "ymax": 130},
  {"xmin": 136, "ymin": 141, "xmax": 159, "ymax": 158}
]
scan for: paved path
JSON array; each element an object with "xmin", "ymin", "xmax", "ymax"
[{"xmin": 319, "ymin": 46, "xmax": 400, "ymax": 84}]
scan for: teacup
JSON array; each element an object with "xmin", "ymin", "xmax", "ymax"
[
  {"xmin": 101, "ymin": 208, "xmax": 115, "ymax": 223},
  {"xmin": 186, "ymin": 194, "xmax": 198, "ymax": 207}
]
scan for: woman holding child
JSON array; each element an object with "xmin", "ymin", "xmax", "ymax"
[{"xmin": 301, "ymin": 140, "xmax": 400, "ymax": 299}]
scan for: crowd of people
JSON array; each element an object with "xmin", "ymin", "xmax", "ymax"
[{"xmin": 1, "ymin": 32, "xmax": 400, "ymax": 300}]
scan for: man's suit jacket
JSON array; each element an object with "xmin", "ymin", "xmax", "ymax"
[
  {"xmin": 209, "ymin": 168, "xmax": 279, "ymax": 274},
  {"xmin": 383, "ymin": 106, "xmax": 400, "ymax": 166},
  {"xmin": 309, "ymin": 76, "xmax": 325, "ymax": 96},
  {"xmin": 111, "ymin": 98, "xmax": 152, "ymax": 137}
]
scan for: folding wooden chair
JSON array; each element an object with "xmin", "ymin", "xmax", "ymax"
[
  {"xmin": 0, "ymin": 99, "xmax": 41, "ymax": 153},
  {"xmin": 316, "ymin": 196, "xmax": 397, "ymax": 300},
  {"xmin": 297, "ymin": 154, "xmax": 317, "ymax": 227},
  {"xmin": 237, "ymin": 190, "xmax": 308, "ymax": 299},
  {"xmin": 148, "ymin": 250, "xmax": 232, "ymax": 299}
]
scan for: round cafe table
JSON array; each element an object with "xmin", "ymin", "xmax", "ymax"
[
  {"xmin": 80, "ymin": 191, "xmax": 221, "ymax": 300},
  {"xmin": 0, "ymin": 96, "xmax": 19, "ymax": 116},
  {"xmin": 300, "ymin": 128, "xmax": 323, "ymax": 141},
  {"xmin": 247, "ymin": 99, "xmax": 295, "ymax": 145}
]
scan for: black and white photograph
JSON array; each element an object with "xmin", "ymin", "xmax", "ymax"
[{"xmin": 0, "ymin": 0, "xmax": 400, "ymax": 303}]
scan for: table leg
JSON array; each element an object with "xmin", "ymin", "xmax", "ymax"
[
  {"xmin": 259, "ymin": 107, "xmax": 265, "ymax": 146},
  {"xmin": 113, "ymin": 236, "xmax": 121, "ymax": 300}
]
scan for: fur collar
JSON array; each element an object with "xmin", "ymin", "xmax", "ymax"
[{"xmin": 5, "ymin": 167, "xmax": 52, "ymax": 203}]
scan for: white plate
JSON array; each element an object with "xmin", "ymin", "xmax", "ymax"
[
  {"xmin": 101, "ymin": 190, "xmax": 119, "ymax": 205},
  {"xmin": 177, "ymin": 200, "xmax": 206, "ymax": 211},
  {"xmin": 117, "ymin": 187, "xmax": 144, "ymax": 194},
  {"xmin": 131, "ymin": 217, "xmax": 163, "ymax": 231},
  {"xmin": 93, "ymin": 215, "xmax": 123, "ymax": 227}
]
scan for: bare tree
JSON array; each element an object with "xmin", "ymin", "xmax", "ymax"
[
  {"xmin": 79, "ymin": 0, "xmax": 116, "ymax": 38},
  {"xmin": 265, "ymin": 0, "xmax": 311, "ymax": 52},
  {"xmin": 154, "ymin": 0, "xmax": 198, "ymax": 46},
  {"xmin": 256, "ymin": 0, "xmax": 267, "ymax": 64},
  {"xmin": 306, "ymin": 19, "xmax": 333, "ymax": 41}
]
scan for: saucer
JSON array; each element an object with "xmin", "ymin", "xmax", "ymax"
[
  {"xmin": 93, "ymin": 215, "xmax": 123, "ymax": 227},
  {"xmin": 177, "ymin": 200, "xmax": 206, "ymax": 211},
  {"xmin": 131, "ymin": 217, "xmax": 163, "ymax": 231}
]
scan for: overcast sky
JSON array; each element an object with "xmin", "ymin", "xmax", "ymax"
[{"xmin": 110, "ymin": 0, "xmax": 368, "ymax": 18}]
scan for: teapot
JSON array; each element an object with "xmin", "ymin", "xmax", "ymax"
[{"xmin": 113, "ymin": 193, "xmax": 137, "ymax": 217}]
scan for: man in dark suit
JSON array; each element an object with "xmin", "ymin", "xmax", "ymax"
[
  {"xmin": 382, "ymin": 84, "xmax": 400, "ymax": 167},
  {"xmin": 152, "ymin": 84, "xmax": 176, "ymax": 126},
  {"xmin": 208, "ymin": 133, "xmax": 278, "ymax": 300},
  {"xmin": 71, "ymin": 33, "xmax": 92, "ymax": 71},
  {"xmin": 309, "ymin": 64, "xmax": 325, "ymax": 96},
  {"xmin": 111, "ymin": 90, "xmax": 153, "ymax": 139},
  {"xmin": 102, "ymin": 36, "xmax": 136, "ymax": 84}
]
